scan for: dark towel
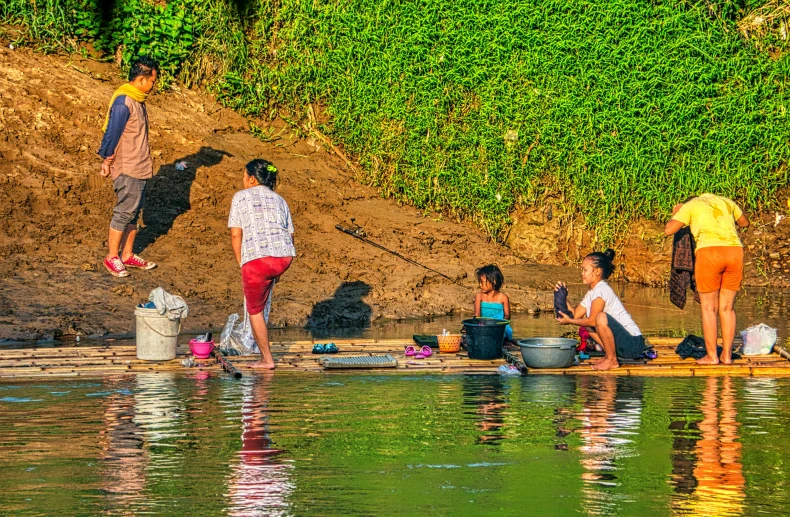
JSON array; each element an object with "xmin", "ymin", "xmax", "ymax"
[
  {"xmin": 669, "ymin": 228, "xmax": 698, "ymax": 309},
  {"xmin": 554, "ymin": 286, "xmax": 574, "ymax": 318},
  {"xmin": 675, "ymin": 335, "xmax": 741, "ymax": 360}
]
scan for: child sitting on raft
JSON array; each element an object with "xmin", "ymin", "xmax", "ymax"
[
  {"xmin": 474, "ymin": 265, "xmax": 514, "ymax": 342},
  {"xmin": 555, "ymin": 249, "xmax": 646, "ymax": 371}
]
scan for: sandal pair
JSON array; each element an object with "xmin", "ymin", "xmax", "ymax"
[
  {"xmin": 312, "ymin": 343, "xmax": 339, "ymax": 354},
  {"xmin": 404, "ymin": 345, "xmax": 432, "ymax": 359}
]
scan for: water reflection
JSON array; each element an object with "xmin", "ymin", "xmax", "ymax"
[
  {"xmin": 461, "ymin": 376, "xmax": 509, "ymax": 445},
  {"xmin": 577, "ymin": 377, "xmax": 644, "ymax": 516},
  {"xmin": 671, "ymin": 377, "xmax": 745, "ymax": 517},
  {"xmin": 4, "ymin": 375, "xmax": 790, "ymax": 516},
  {"xmin": 99, "ymin": 377, "xmax": 147, "ymax": 506},
  {"xmin": 226, "ymin": 374, "xmax": 294, "ymax": 516}
]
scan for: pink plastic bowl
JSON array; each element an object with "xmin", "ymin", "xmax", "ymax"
[{"xmin": 189, "ymin": 339, "xmax": 215, "ymax": 359}]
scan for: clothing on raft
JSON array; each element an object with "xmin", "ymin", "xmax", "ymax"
[
  {"xmin": 479, "ymin": 301, "xmax": 513, "ymax": 340},
  {"xmin": 669, "ymin": 227, "xmax": 698, "ymax": 309},
  {"xmin": 675, "ymin": 335, "xmax": 741, "ymax": 361}
]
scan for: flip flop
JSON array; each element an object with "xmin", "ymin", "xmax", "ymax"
[
  {"xmin": 312, "ymin": 344, "xmax": 326, "ymax": 354},
  {"xmin": 405, "ymin": 345, "xmax": 417, "ymax": 357},
  {"xmin": 325, "ymin": 343, "xmax": 339, "ymax": 354},
  {"xmin": 419, "ymin": 346, "xmax": 432, "ymax": 358}
]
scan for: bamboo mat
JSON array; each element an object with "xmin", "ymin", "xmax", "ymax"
[{"xmin": 0, "ymin": 337, "xmax": 788, "ymax": 378}]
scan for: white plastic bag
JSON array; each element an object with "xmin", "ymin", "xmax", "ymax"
[
  {"xmin": 219, "ymin": 282, "xmax": 276, "ymax": 355},
  {"xmin": 219, "ymin": 312, "xmax": 258, "ymax": 356},
  {"xmin": 740, "ymin": 324, "xmax": 777, "ymax": 356}
]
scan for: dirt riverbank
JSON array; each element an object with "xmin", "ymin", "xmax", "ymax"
[
  {"xmin": 1, "ymin": 44, "xmax": 787, "ymax": 341},
  {"xmin": 0, "ymin": 46, "xmax": 563, "ymax": 341}
]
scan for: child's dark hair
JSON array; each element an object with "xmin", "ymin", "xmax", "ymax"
[
  {"xmin": 245, "ymin": 159, "xmax": 278, "ymax": 189},
  {"xmin": 476, "ymin": 264, "xmax": 504, "ymax": 291},
  {"xmin": 585, "ymin": 249, "xmax": 616, "ymax": 280},
  {"xmin": 128, "ymin": 57, "xmax": 160, "ymax": 82}
]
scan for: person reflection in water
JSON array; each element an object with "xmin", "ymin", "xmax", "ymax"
[
  {"xmin": 674, "ymin": 377, "xmax": 745, "ymax": 516},
  {"xmin": 227, "ymin": 374, "xmax": 294, "ymax": 516},
  {"xmin": 577, "ymin": 376, "xmax": 644, "ymax": 514},
  {"xmin": 99, "ymin": 378, "xmax": 148, "ymax": 507},
  {"xmin": 462, "ymin": 376, "xmax": 508, "ymax": 445}
]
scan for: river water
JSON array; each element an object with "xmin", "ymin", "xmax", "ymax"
[
  {"xmin": 1, "ymin": 284, "xmax": 789, "ymax": 516},
  {"xmin": 1, "ymin": 373, "xmax": 789, "ymax": 516}
]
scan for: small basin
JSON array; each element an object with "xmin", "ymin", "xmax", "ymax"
[{"xmin": 516, "ymin": 338, "xmax": 578, "ymax": 369}]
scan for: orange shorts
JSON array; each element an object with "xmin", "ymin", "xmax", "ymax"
[{"xmin": 694, "ymin": 246, "xmax": 743, "ymax": 293}]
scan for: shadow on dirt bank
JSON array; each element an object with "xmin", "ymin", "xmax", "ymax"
[
  {"xmin": 136, "ymin": 146, "xmax": 232, "ymax": 252},
  {"xmin": 306, "ymin": 281, "xmax": 372, "ymax": 339}
]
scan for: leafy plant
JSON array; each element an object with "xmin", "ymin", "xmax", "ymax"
[{"xmin": 3, "ymin": 0, "xmax": 790, "ymax": 244}]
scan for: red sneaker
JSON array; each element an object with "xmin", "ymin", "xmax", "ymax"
[
  {"xmin": 123, "ymin": 254, "xmax": 157, "ymax": 270},
  {"xmin": 104, "ymin": 256, "xmax": 130, "ymax": 278}
]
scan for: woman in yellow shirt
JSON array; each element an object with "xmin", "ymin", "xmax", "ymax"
[{"xmin": 665, "ymin": 194, "xmax": 749, "ymax": 365}]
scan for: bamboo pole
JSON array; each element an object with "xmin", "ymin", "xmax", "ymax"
[{"xmin": 212, "ymin": 349, "xmax": 242, "ymax": 379}]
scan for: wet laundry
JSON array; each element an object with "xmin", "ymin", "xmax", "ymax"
[
  {"xmin": 669, "ymin": 228, "xmax": 699, "ymax": 309},
  {"xmin": 675, "ymin": 335, "xmax": 740, "ymax": 360},
  {"xmin": 553, "ymin": 285, "xmax": 574, "ymax": 318}
]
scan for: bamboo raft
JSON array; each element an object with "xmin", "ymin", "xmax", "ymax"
[{"xmin": 1, "ymin": 337, "xmax": 790, "ymax": 378}]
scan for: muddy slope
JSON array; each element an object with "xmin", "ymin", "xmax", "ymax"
[
  {"xmin": 0, "ymin": 46, "xmax": 557, "ymax": 341},
  {"xmin": 507, "ymin": 205, "xmax": 790, "ymax": 288}
]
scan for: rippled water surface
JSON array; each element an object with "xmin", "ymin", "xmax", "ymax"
[{"xmin": 2, "ymin": 374, "xmax": 790, "ymax": 516}]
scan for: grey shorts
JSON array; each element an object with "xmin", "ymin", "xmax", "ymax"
[
  {"xmin": 111, "ymin": 174, "xmax": 147, "ymax": 231},
  {"xmin": 605, "ymin": 314, "xmax": 646, "ymax": 359}
]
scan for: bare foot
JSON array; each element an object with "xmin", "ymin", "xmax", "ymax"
[
  {"xmin": 696, "ymin": 355, "xmax": 720, "ymax": 365},
  {"xmin": 591, "ymin": 358, "xmax": 619, "ymax": 371},
  {"xmin": 720, "ymin": 352, "xmax": 733, "ymax": 365},
  {"xmin": 247, "ymin": 361, "xmax": 276, "ymax": 370}
]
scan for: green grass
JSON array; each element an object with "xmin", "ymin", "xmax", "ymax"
[{"xmin": 2, "ymin": 0, "xmax": 789, "ymax": 242}]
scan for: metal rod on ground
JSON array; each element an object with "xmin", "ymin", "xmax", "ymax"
[
  {"xmin": 335, "ymin": 224, "xmax": 456, "ymax": 282},
  {"xmin": 211, "ymin": 349, "xmax": 242, "ymax": 379},
  {"xmin": 502, "ymin": 348, "xmax": 529, "ymax": 375}
]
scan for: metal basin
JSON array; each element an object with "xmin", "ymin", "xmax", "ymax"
[{"xmin": 516, "ymin": 338, "xmax": 578, "ymax": 369}]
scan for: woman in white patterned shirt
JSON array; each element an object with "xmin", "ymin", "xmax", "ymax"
[{"xmin": 228, "ymin": 159, "xmax": 296, "ymax": 369}]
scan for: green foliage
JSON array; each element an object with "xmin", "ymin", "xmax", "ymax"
[
  {"xmin": 1, "ymin": 0, "xmax": 197, "ymax": 82},
  {"xmin": 100, "ymin": 0, "xmax": 195, "ymax": 79},
  {"xmin": 235, "ymin": 0, "xmax": 790, "ymax": 241},
  {"xmin": 3, "ymin": 0, "xmax": 790, "ymax": 241}
]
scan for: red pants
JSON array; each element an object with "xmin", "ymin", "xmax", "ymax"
[{"xmin": 241, "ymin": 256, "xmax": 292, "ymax": 315}]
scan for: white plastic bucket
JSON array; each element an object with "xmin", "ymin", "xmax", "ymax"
[{"xmin": 135, "ymin": 307, "xmax": 180, "ymax": 361}]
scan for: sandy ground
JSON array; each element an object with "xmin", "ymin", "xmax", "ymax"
[{"xmin": 0, "ymin": 46, "xmax": 562, "ymax": 341}]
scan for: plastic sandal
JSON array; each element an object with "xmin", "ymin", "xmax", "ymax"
[
  {"xmin": 404, "ymin": 345, "xmax": 417, "ymax": 357},
  {"xmin": 325, "ymin": 343, "xmax": 339, "ymax": 354},
  {"xmin": 312, "ymin": 344, "xmax": 326, "ymax": 354},
  {"xmin": 419, "ymin": 346, "xmax": 432, "ymax": 358},
  {"xmin": 644, "ymin": 349, "xmax": 658, "ymax": 360}
]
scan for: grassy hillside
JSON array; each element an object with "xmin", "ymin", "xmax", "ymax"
[{"xmin": 3, "ymin": 0, "xmax": 788, "ymax": 241}]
